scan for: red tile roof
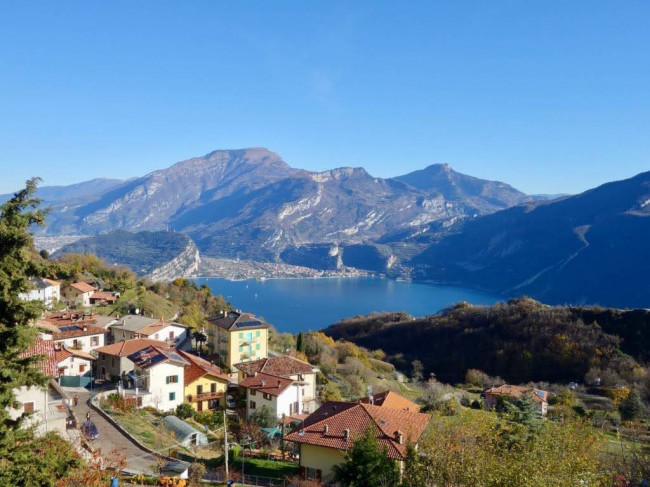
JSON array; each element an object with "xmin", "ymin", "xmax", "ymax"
[
  {"xmin": 43, "ymin": 278, "xmax": 61, "ymax": 287},
  {"xmin": 484, "ymin": 384, "xmax": 548, "ymax": 404},
  {"xmin": 284, "ymin": 401, "xmax": 431, "ymax": 460},
  {"xmin": 95, "ymin": 338, "xmax": 168, "ymax": 357},
  {"xmin": 54, "ymin": 348, "xmax": 96, "ymax": 363},
  {"xmin": 360, "ymin": 390, "xmax": 421, "ymax": 412},
  {"xmin": 240, "ymin": 372, "xmax": 296, "ymax": 396},
  {"xmin": 68, "ymin": 281, "xmax": 96, "ymax": 293},
  {"xmin": 20, "ymin": 339, "xmax": 59, "ymax": 378},
  {"xmin": 89, "ymin": 291, "xmax": 118, "ymax": 302},
  {"xmin": 137, "ymin": 319, "xmax": 186, "ymax": 337},
  {"xmin": 177, "ymin": 350, "xmax": 230, "ymax": 385},
  {"xmin": 53, "ymin": 323, "xmax": 106, "ymax": 339},
  {"xmin": 235, "ymin": 356, "xmax": 314, "ymax": 378}
]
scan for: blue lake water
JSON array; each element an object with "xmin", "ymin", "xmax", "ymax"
[{"xmin": 194, "ymin": 277, "xmax": 502, "ymax": 333}]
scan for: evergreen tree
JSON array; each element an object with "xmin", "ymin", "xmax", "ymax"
[
  {"xmin": 333, "ymin": 428, "xmax": 400, "ymax": 487},
  {"xmin": 0, "ymin": 179, "xmax": 56, "ymax": 483},
  {"xmin": 296, "ymin": 331, "xmax": 304, "ymax": 353},
  {"xmin": 619, "ymin": 388, "xmax": 643, "ymax": 421}
]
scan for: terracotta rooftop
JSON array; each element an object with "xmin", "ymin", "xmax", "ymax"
[
  {"xmin": 177, "ymin": 350, "xmax": 230, "ymax": 385},
  {"xmin": 128, "ymin": 346, "xmax": 189, "ymax": 370},
  {"xmin": 52, "ymin": 323, "xmax": 106, "ymax": 339},
  {"xmin": 235, "ymin": 356, "xmax": 314, "ymax": 378},
  {"xmin": 95, "ymin": 338, "xmax": 169, "ymax": 357},
  {"xmin": 207, "ymin": 311, "xmax": 268, "ymax": 331},
  {"xmin": 284, "ymin": 401, "xmax": 431, "ymax": 460},
  {"xmin": 55, "ymin": 347, "xmax": 96, "ymax": 363},
  {"xmin": 43, "ymin": 278, "xmax": 61, "ymax": 287},
  {"xmin": 90, "ymin": 291, "xmax": 118, "ymax": 302},
  {"xmin": 360, "ymin": 390, "xmax": 421, "ymax": 412},
  {"xmin": 138, "ymin": 319, "xmax": 185, "ymax": 337},
  {"xmin": 42, "ymin": 312, "xmax": 98, "ymax": 327},
  {"xmin": 20, "ymin": 339, "xmax": 59, "ymax": 378},
  {"xmin": 68, "ymin": 281, "xmax": 96, "ymax": 293},
  {"xmin": 240, "ymin": 371, "xmax": 296, "ymax": 396},
  {"xmin": 484, "ymin": 384, "xmax": 548, "ymax": 404}
]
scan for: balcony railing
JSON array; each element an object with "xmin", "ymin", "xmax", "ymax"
[{"xmin": 187, "ymin": 391, "xmax": 225, "ymax": 403}]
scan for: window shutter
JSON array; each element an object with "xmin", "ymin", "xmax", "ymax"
[{"xmin": 166, "ymin": 376, "xmax": 170, "ymax": 384}]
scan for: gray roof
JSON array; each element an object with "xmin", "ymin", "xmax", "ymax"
[
  {"xmin": 162, "ymin": 416, "xmax": 208, "ymax": 444},
  {"xmin": 207, "ymin": 311, "xmax": 269, "ymax": 331},
  {"xmin": 109, "ymin": 315, "xmax": 159, "ymax": 333}
]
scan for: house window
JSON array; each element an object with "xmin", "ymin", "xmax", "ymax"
[
  {"xmin": 197, "ymin": 401, "xmax": 203, "ymax": 412},
  {"xmin": 101, "ymin": 366, "xmax": 106, "ymax": 376},
  {"xmin": 23, "ymin": 402, "xmax": 35, "ymax": 414},
  {"xmin": 239, "ymin": 332, "xmax": 243, "ymax": 339},
  {"xmin": 249, "ymin": 400, "xmax": 256, "ymax": 410},
  {"xmin": 263, "ymin": 393, "xmax": 271, "ymax": 400},
  {"xmin": 209, "ymin": 399, "xmax": 218, "ymax": 410},
  {"xmin": 250, "ymin": 390, "xmax": 257, "ymax": 396},
  {"xmin": 169, "ymin": 392, "xmax": 176, "ymax": 401},
  {"xmin": 306, "ymin": 468, "xmax": 321, "ymax": 480},
  {"xmin": 197, "ymin": 385, "xmax": 203, "ymax": 395},
  {"xmin": 255, "ymin": 343, "xmax": 260, "ymax": 350},
  {"xmin": 79, "ymin": 364, "xmax": 86, "ymax": 373},
  {"xmin": 302, "ymin": 388, "xmax": 305, "ymax": 397},
  {"xmin": 122, "ymin": 331, "xmax": 125, "ymax": 338},
  {"xmin": 169, "ymin": 331, "xmax": 174, "ymax": 339},
  {"xmin": 91, "ymin": 336, "xmax": 99, "ymax": 347},
  {"xmin": 210, "ymin": 383, "xmax": 216, "ymax": 393},
  {"xmin": 166, "ymin": 375, "xmax": 179, "ymax": 384},
  {"xmin": 111, "ymin": 358, "xmax": 116, "ymax": 367}
]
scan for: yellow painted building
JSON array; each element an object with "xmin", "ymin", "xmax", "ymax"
[
  {"xmin": 299, "ymin": 443, "xmax": 346, "ymax": 483},
  {"xmin": 177, "ymin": 350, "xmax": 230, "ymax": 412},
  {"xmin": 205, "ymin": 311, "xmax": 269, "ymax": 371}
]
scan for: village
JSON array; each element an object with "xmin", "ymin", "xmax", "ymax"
[{"xmin": 9, "ymin": 276, "xmax": 562, "ymax": 487}]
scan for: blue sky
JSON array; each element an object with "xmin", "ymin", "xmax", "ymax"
[{"xmin": 1, "ymin": 1, "xmax": 649, "ymax": 195}]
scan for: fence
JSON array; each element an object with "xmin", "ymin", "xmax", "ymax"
[{"xmin": 60, "ymin": 376, "xmax": 94, "ymax": 388}]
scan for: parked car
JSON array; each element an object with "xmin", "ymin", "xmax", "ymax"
[{"xmin": 81, "ymin": 420, "xmax": 99, "ymax": 440}]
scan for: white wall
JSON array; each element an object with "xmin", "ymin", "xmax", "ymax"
[
  {"xmin": 138, "ymin": 361, "xmax": 185, "ymax": 412},
  {"xmin": 19, "ymin": 285, "xmax": 59, "ymax": 308},
  {"xmin": 148, "ymin": 324, "xmax": 188, "ymax": 345},
  {"xmin": 9, "ymin": 384, "xmax": 68, "ymax": 436},
  {"xmin": 54, "ymin": 333, "xmax": 105, "ymax": 352},
  {"xmin": 58, "ymin": 356, "xmax": 93, "ymax": 377},
  {"xmin": 246, "ymin": 383, "xmax": 304, "ymax": 420}
]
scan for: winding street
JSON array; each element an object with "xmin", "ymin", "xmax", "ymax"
[{"xmin": 67, "ymin": 388, "xmax": 159, "ymax": 474}]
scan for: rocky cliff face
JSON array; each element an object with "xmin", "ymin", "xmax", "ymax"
[
  {"xmin": 39, "ymin": 148, "xmax": 532, "ymax": 270},
  {"xmin": 147, "ymin": 239, "xmax": 201, "ymax": 281}
]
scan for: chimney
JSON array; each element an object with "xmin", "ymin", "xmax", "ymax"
[
  {"xmin": 253, "ymin": 371, "xmax": 258, "ymax": 377},
  {"xmin": 261, "ymin": 379, "xmax": 266, "ymax": 386},
  {"xmin": 82, "ymin": 325, "xmax": 87, "ymax": 332},
  {"xmin": 277, "ymin": 380, "xmax": 282, "ymax": 389},
  {"xmin": 323, "ymin": 424, "xmax": 329, "ymax": 435},
  {"xmin": 395, "ymin": 430, "xmax": 403, "ymax": 444},
  {"xmin": 343, "ymin": 429, "xmax": 350, "ymax": 441}
]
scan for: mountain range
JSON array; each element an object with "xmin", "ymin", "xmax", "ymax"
[
  {"xmin": 14, "ymin": 147, "xmax": 650, "ymax": 308},
  {"xmin": 29, "ymin": 148, "xmax": 532, "ymax": 265}
]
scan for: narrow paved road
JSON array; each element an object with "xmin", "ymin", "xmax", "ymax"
[{"xmin": 69, "ymin": 389, "xmax": 159, "ymax": 474}]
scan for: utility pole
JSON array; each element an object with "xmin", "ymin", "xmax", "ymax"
[{"xmin": 223, "ymin": 409, "xmax": 229, "ymax": 482}]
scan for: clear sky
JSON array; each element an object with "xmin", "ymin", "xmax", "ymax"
[{"xmin": 1, "ymin": 1, "xmax": 649, "ymax": 195}]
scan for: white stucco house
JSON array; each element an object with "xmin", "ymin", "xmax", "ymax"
[
  {"xmin": 235, "ymin": 355, "xmax": 319, "ymax": 415},
  {"xmin": 123, "ymin": 345, "xmax": 189, "ymax": 412},
  {"xmin": 19, "ymin": 278, "xmax": 61, "ymax": 308},
  {"xmin": 52, "ymin": 323, "xmax": 106, "ymax": 352},
  {"xmin": 55, "ymin": 346, "xmax": 95, "ymax": 378},
  {"xmin": 9, "ymin": 339, "xmax": 72, "ymax": 436},
  {"xmin": 109, "ymin": 315, "xmax": 189, "ymax": 346},
  {"xmin": 240, "ymin": 371, "xmax": 310, "ymax": 421}
]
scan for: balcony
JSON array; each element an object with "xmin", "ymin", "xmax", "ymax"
[{"xmin": 187, "ymin": 391, "xmax": 225, "ymax": 403}]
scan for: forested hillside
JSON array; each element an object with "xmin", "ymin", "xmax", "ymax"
[{"xmin": 324, "ymin": 298, "xmax": 650, "ymax": 385}]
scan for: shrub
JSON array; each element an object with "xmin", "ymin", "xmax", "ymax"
[
  {"xmin": 471, "ymin": 399, "xmax": 482, "ymax": 410},
  {"xmin": 175, "ymin": 402, "xmax": 195, "ymax": 420}
]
